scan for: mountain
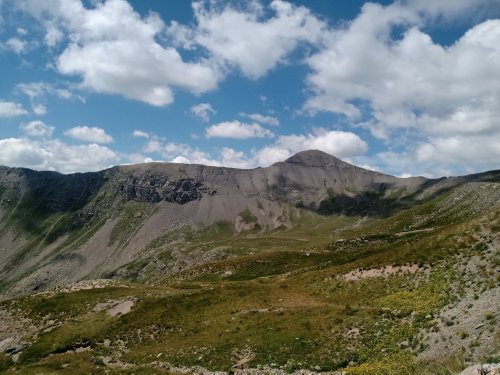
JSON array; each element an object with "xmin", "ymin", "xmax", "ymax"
[
  {"xmin": 0, "ymin": 151, "xmax": 415, "ymax": 293},
  {"xmin": 0, "ymin": 150, "xmax": 498, "ymax": 374},
  {"xmin": 0, "ymin": 150, "xmax": 496, "ymax": 296}
]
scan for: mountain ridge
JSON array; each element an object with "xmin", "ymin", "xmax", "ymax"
[{"xmin": 0, "ymin": 150, "xmax": 498, "ymax": 298}]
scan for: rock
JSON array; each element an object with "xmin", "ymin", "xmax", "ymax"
[
  {"xmin": 458, "ymin": 364, "xmax": 500, "ymax": 375},
  {"xmin": 399, "ymin": 340, "xmax": 410, "ymax": 348},
  {"xmin": 118, "ymin": 174, "xmax": 215, "ymax": 204},
  {"xmin": 5, "ymin": 340, "xmax": 31, "ymax": 354}
]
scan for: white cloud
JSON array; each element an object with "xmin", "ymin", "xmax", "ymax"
[
  {"xmin": 144, "ymin": 139, "xmax": 162, "ymax": 153},
  {"xmin": 404, "ymin": 0, "xmax": 500, "ymax": 19},
  {"xmin": 219, "ymin": 147, "xmax": 254, "ymax": 169},
  {"xmin": 171, "ymin": 155, "xmax": 190, "ymax": 164},
  {"xmin": 0, "ymin": 138, "xmax": 119, "ymax": 173},
  {"xmin": 17, "ymin": 82, "xmax": 48, "ymax": 99},
  {"xmin": 64, "ymin": 126, "xmax": 113, "ymax": 144},
  {"xmin": 134, "ymin": 131, "xmax": 222, "ymax": 166},
  {"xmin": 20, "ymin": 0, "xmax": 220, "ymax": 106},
  {"xmin": 44, "ymin": 23, "xmax": 64, "ymax": 47},
  {"xmin": 206, "ymin": 120, "xmax": 274, "ymax": 139},
  {"xmin": 55, "ymin": 88, "xmax": 75, "ymax": 99},
  {"xmin": 17, "ymin": 82, "xmax": 84, "ymax": 108},
  {"xmin": 254, "ymin": 146, "xmax": 291, "ymax": 167},
  {"xmin": 242, "ymin": 113, "xmax": 280, "ymax": 126},
  {"xmin": 255, "ymin": 129, "xmax": 368, "ymax": 166},
  {"xmin": 132, "ymin": 130, "xmax": 150, "ymax": 139},
  {"xmin": 305, "ymin": 4, "xmax": 500, "ymax": 138},
  {"xmin": 170, "ymin": 0, "xmax": 326, "ymax": 79},
  {"xmin": 191, "ymin": 102, "xmax": 216, "ymax": 122},
  {"xmin": 0, "ymin": 100, "xmax": 28, "ymax": 117},
  {"xmin": 416, "ymin": 134, "xmax": 500, "ymax": 166},
  {"xmin": 163, "ymin": 142, "xmax": 221, "ymax": 166},
  {"xmin": 33, "ymin": 104, "xmax": 47, "ymax": 116},
  {"xmin": 4, "ymin": 37, "xmax": 27, "ymax": 53},
  {"xmin": 127, "ymin": 153, "xmax": 157, "ymax": 164},
  {"xmin": 20, "ymin": 120, "xmax": 54, "ymax": 138}
]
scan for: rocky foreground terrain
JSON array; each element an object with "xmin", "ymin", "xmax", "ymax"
[{"xmin": 0, "ymin": 150, "xmax": 498, "ymax": 374}]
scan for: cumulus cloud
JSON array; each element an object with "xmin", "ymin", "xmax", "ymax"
[
  {"xmin": 132, "ymin": 130, "xmax": 150, "ymax": 139},
  {"xmin": 191, "ymin": 102, "xmax": 216, "ymax": 122},
  {"xmin": 144, "ymin": 139, "xmax": 162, "ymax": 153},
  {"xmin": 206, "ymin": 120, "xmax": 274, "ymax": 139},
  {"xmin": 169, "ymin": 0, "xmax": 326, "ymax": 79},
  {"xmin": 16, "ymin": 82, "xmax": 83, "ymax": 116},
  {"xmin": 254, "ymin": 147, "xmax": 292, "ymax": 167},
  {"xmin": 416, "ymin": 135, "xmax": 500, "ymax": 166},
  {"xmin": 242, "ymin": 113, "xmax": 279, "ymax": 126},
  {"xmin": 4, "ymin": 37, "xmax": 28, "ymax": 53},
  {"xmin": 305, "ymin": 3, "xmax": 500, "ymax": 138},
  {"xmin": 64, "ymin": 126, "xmax": 113, "ymax": 144},
  {"xmin": 33, "ymin": 104, "xmax": 47, "ymax": 116},
  {"xmin": 255, "ymin": 129, "xmax": 368, "ymax": 166},
  {"xmin": 0, "ymin": 100, "xmax": 28, "ymax": 117},
  {"xmin": 137, "ymin": 139, "xmax": 253, "ymax": 168},
  {"xmin": 17, "ymin": 82, "xmax": 82, "ymax": 101},
  {"xmin": 0, "ymin": 138, "xmax": 119, "ymax": 173},
  {"xmin": 20, "ymin": 120, "xmax": 54, "ymax": 137},
  {"xmin": 162, "ymin": 142, "xmax": 221, "ymax": 166},
  {"xmin": 20, "ymin": 0, "xmax": 220, "ymax": 106},
  {"xmin": 126, "ymin": 153, "xmax": 157, "ymax": 164},
  {"xmin": 219, "ymin": 147, "xmax": 255, "ymax": 169},
  {"xmin": 404, "ymin": 0, "xmax": 500, "ymax": 19}
]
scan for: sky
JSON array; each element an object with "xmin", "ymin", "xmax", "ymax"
[{"xmin": 0, "ymin": 0, "xmax": 499, "ymax": 177}]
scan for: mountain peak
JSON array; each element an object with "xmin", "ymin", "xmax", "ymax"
[{"xmin": 284, "ymin": 150, "xmax": 345, "ymax": 168}]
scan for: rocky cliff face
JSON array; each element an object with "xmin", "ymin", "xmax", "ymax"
[{"xmin": 117, "ymin": 173, "xmax": 216, "ymax": 204}]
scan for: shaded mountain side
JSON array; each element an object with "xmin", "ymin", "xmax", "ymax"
[{"xmin": 0, "ymin": 150, "xmax": 498, "ymax": 297}]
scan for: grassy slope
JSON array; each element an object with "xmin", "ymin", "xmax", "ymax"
[{"xmin": 0, "ymin": 182, "xmax": 499, "ymax": 374}]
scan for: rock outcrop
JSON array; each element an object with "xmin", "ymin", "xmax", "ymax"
[{"xmin": 118, "ymin": 174, "xmax": 215, "ymax": 204}]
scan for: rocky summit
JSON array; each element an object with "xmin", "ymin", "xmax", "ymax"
[{"xmin": 0, "ymin": 150, "xmax": 498, "ymax": 374}]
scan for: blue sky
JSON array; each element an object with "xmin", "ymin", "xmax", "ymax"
[{"xmin": 0, "ymin": 0, "xmax": 499, "ymax": 177}]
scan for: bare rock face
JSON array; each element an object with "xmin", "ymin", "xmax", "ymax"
[
  {"xmin": 117, "ymin": 173, "xmax": 215, "ymax": 204},
  {"xmin": 284, "ymin": 150, "xmax": 346, "ymax": 168}
]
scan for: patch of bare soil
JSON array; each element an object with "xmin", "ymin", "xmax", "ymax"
[
  {"xmin": 93, "ymin": 299, "xmax": 136, "ymax": 317},
  {"xmin": 340, "ymin": 264, "xmax": 428, "ymax": 281},
  {"xmin": 53, "ymin": 278, "xmax": 116, "ymax": 293}
]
